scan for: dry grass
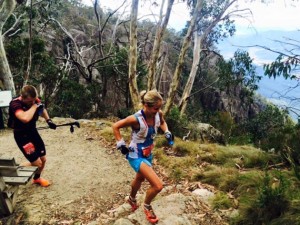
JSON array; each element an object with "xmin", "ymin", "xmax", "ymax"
[{"xmin": 96, "ymin": 119, "xmax": 300, "ymax": 224}]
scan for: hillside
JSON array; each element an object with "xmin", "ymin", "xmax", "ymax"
[
  {"xmin": 0, "ymin": 118, "xmax": 227, "ymax": 225},
  {"xmin": 218, "ymin": 30, "xmax": 300, "ymax": 120},
  {"xmin": 1, "ymin": 117, "xmax": 299, "ymax": 225}
]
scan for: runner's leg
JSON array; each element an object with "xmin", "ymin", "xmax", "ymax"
[
  {"xmin": 139, "ymin": 162, "xmax": 163, "ymax": 205},
  {"xmin": 130, "ymin": 172, "xmax": 145, "ymax": 199}
]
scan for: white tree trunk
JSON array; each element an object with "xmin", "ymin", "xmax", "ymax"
[
  {"xmin": 177, "ymin": 0, "xmax": 238, "ymax": 116},
  {"xmin": 163, "ymin": 0, "xmax": 203, "ymax": 116},
  {"xmin": 147, "ymin": 0, "xmax": 174, "ymax": 90},
  {"xmin": 179, "ymin": 32, "xmax": 202, "ymax": 115},
  {"xmin": 0, "ymin": 0, "xmax": 16, "ymax": 95},
  {"xmin": 128, "ymin": 0, "xmax": 140, "ymax": 110}
]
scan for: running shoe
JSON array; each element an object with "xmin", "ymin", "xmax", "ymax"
[
  {"xmin": 127, "ymin": 196, "xmax": 138, "ymax": 211},
  {"xmin": 32, "ymin": 178, "xmax": 50, "ymax": 187},
  {"xmin": 144, "ymin": 205, "xmax": 159, "ymax": 224}
]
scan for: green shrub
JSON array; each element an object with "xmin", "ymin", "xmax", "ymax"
[
  {"xmin": 117, "ymin": 108, "xmax": 135, "ymax": 119},
  {"xmin": 228, "ymin": 132, "xmax": 252, "ymax": 145},
  {"xmin": 234, "ymin": 171, "xmax": 290, "ymax": 225},
  {"xmin": 170, "ymin": 167, "xmax": 184, "ymax": 182},
  {"xmin": 210, "ymin": 111, "xmax": 235, "ymax": 142},
  {"xmin": 269, "ymin": 200, "xmax": 300, "ymax": 225},
  {"xmin": 235, "ymin": 171, "xmax": 263, "ymax": 196},
  {"xmin": 165, "ymin": 106, "xmax": 188, "ymax": 138},
  {"xmin": 260, "ymin": 171, "xmax": 289, "ymax": 205},
  {"xmin": 153, "ymin": 149, "xmax": 169, "ymax": 165},
  {"xmin": 211, "ymin": 191, "xmax": 233, "ymax": 210},
  {"xmin": 200, "ymin": 166, "xmax": 239, "ymax": 192},
  {"xmin": 50, "ymin": 79, "xmax": 92, "ymax": 119},
  {"xmin": 172, "ymin": 141, "xmax": 202, "ymax": 156}
]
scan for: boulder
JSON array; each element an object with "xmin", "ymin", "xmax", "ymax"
[{"xmin": 197, "ymin": 123, "xmax": 226, "ymax": 145}]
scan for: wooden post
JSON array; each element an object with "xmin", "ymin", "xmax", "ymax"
[
  {"xmin": 0, "ymin": 108, "xmax": 4, "ymax": 129},
  {"xmin": 0, "ymin": 158, "xmax": 38, "ymax": 218}
]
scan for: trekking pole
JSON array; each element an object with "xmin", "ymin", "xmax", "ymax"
[{"xmin": 37, "ymin": 121, "xmax": 80, "ymax": 133}]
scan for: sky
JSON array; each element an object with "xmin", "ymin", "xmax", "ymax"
[
  {"xmin": 82, "ymin": 0, "xmax": 300, "ymax": 118},
  {"xmin": 81, "ymin": 0, "xmax": 300, "ymax": 33},
  {"xmin": 232, "ymin": 0, "xmax": 300, "ymax": 33}
]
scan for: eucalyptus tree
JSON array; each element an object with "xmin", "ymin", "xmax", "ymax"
[
  {"xmin": 217, "ymin": 50, "xmax": 261, "ymax": 100},
  {"xmin": 0, "ymin": 0, "xmax": 18, "ymax": 95},
  {"xmin": 262, "ymin": 38, "xmax": 300, "ymax": 118},
  {"xmin": 0, "ymin": 0, "xmax": 67, "ymax": 96},
  {"xmin": 178, "ymin": 0, "xmax": 238, "ymax": 116},
  {"xmin": 127, "ymin": 0, "xmax": 175, "ymax": 110},
  {"xmin": 128, "ymin": 0, "xmax": 140, "ymax": 110},
  {"xmin": 126, "ymin": 0, "xmax": 217, "ymax": 115},
  {"xmin": 147, "ymin": 0, "xmax": 174, "ymax": 91},
  {"xmin": 163, "ymin": 0, "xmax": 203, "ymax": 116}
]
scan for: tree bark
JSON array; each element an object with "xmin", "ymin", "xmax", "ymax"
[
  {"xmin": 179, "ymin": 32, "xmax": 202, "ymax": 115},
  {"xmin": 163, "ymin": 0, "xmax": 203, "ymax": 116},
  {"xmin": 0, "ymin": 0, "xmax": 16, "ymax": 96},
  {"xmin": 94, "ymin": 0, "xmax": 104, "ymax": 58},
  {"xmin": 147, "ymin": 0, "xmax": 174, "ymax": 91},
  {"xmin": 156, "ymin": 50, "xmax": 168, "ymax": 90},
  {"xmin": 24, "ymin": 0, "xmax": 33, "ymax": 86},
  {"xmin": 178, "ymin": 0, "xmax": 237, "ymax": 116},
  {"xmin": 128, "ymin": 0, "xmax": 140, "ymax": 111}
]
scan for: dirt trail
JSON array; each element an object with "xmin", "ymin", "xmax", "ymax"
[{"xmin": 0, "ymin": 118, "xmax": 134, "ymax": 225}]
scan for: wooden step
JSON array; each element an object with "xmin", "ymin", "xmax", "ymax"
[
  {"xmin": 17, "ymin": 166, "xmax": 38, "ymax": 172},
  {"xmin": 2, "ymin": 186, "xmax": 18, "ymax": 199},
  {"xmin": 2, "ymin": 177, "xmax": 31, "ymax": 185},
  {"xmin": 0, "ymin": 166, "xmax": 18, "ymax": 177},
  {"xmin": 0, "ymin": 158, "xmax": 17, "ymax": 166},
  {"xmin": 0, "ymin": 166, "xmax": 38, "ymax": 177},
  {"xmin": 0, "ymin": 187, "xmax": 18, "ymax": 217},
  {"xmin": 0, "ymin": 158, "xmax": 38, "ymax": 217},
  {"xmin": 0, "ymin": 177, "xmax": 5, "ymax": 192}
]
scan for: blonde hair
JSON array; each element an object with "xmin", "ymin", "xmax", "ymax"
[
  {"xmin": 21, "ymin": 85, "xmax": 37, "ymax": 99},
  {"xmin": 140, "ymin": 89, "xmax": 163, "ymax": 107}
]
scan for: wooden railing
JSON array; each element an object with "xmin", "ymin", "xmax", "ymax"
[{"xmin": 0, "ymin": 158, "xmax": 38, "ymax": 217}]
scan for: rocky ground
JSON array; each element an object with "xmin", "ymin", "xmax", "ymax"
[{"xmin": 0, "ymin": 118, "xmax": 228, "ymax": 225}]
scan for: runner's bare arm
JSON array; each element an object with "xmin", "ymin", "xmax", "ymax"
[
  {"xmin": 159, "ymin": 111, "xmax": 169, "ymax": 133},
  {"xmin": 15, "ymin": 105, "xmax": 39, "ymax": 123},
  {"xmin": 112, "ymin": 115, "xmax": 138, "ymax": 141},
  {"xmin": 40, "ymin": 108, "xmax": 51, "ymax": 121}
]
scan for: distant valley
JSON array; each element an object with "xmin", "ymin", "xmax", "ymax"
[{"xmin": 217, "ymin": 30, "xmax": 300, "ymax": 120}]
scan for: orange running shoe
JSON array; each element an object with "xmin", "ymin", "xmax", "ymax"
[
  {"xmin": 32, "ymin": 178, "xmax": 51, "ymax": 187},
  {"xmin": 144, "ymin": 205, "xmax": 159, "ymax": 224},
  {"xmin": 127, "ymin": 196, "xmax": 138, "ymax": 212}
]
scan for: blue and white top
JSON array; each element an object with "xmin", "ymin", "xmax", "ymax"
[{"xmin": 128, "ymin": 110, "xmax": 161, "ymax": 159}]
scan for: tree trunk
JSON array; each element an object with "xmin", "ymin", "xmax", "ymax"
[
  {"xmin": 163, "ymin": 0, "xmax": 203, "ymax": 116},
  {"xmin": 94, "ymin": 0, "xmax": 104, "ymax": 58},
  {"xmin": 156, "ymin": 50, "xmax": 168, "ymax": 90},
  {"xmin": 0, "ymin": 0, "xmax": 16, "ymax": 96},
  {"xmin": 24, "ymin": 0, "xmax": 33, "ymax": 86},
  {"xmin": 128, "ymin": 0, "xmax": 140, "ymax": 111},
  {"xmin": 179, "ymin": 32, "xmax": 202, "ymax": 115},
  {"xmin": 147, "ymin": 0, "xmax": 174, "ymax": 90},
  {"xmin": 178, "ymin": 0, "xmax": 236, "ymax": 116}
]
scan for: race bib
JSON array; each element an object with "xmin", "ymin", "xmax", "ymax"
[
  {"xmin": 141, "ymin": 144, "xmax": 154, "ymax": 157},
  {"xmin": 23, "ymin": 142, "xmax": 35, "ymax": 155}
]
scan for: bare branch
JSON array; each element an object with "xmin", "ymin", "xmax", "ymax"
[
  {"xmin": 2, "ymin": 13, "xmax": 25, "ymax": 38},
  {"xmin": 100, "ymin": 0, "xmax": 127, "ymax": 34},
  {"xmin": 189, "ymin": 77, "xmax": 220, "ymax": 99},
  {"xmin": 234, "ymin": 43, "xmax": 300, "ymax": 64},
  {"xmin": 88, "ymin": 54, "xmax": 113, "ymax": 68},
  {"xmin": 7, "ymin": 28, "xmax": 21, "ymax": 37},
  {"xmin": 109, "ymin": 2, "xmax": 130, "ymax": 53}
]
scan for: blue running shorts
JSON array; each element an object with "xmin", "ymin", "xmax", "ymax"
[{"xmin": 127, "ymin": 154, "xmax": 153, "ymax": 172}]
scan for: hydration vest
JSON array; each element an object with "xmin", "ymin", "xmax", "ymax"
[{"xmin": 128, "ymin": 110, "xmax": 161, "ymax": 158}]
